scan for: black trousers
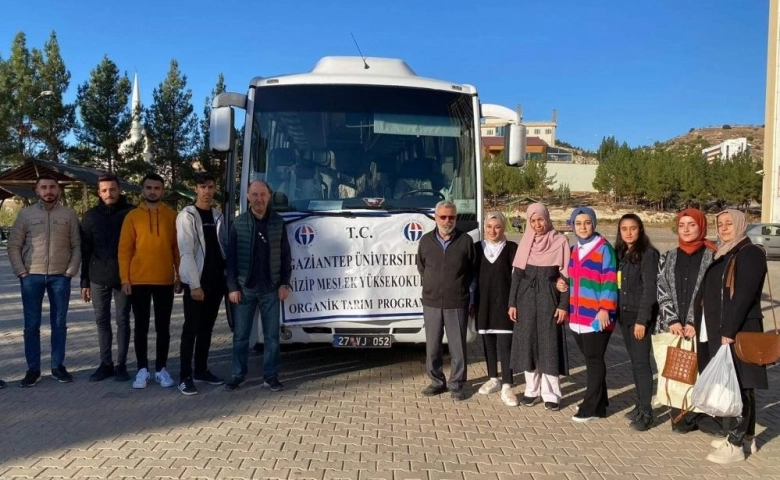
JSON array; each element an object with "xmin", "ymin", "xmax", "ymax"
[
  {"xmin": 482, "ymin": 333, "xmax": 513, "ymax": 384},
  {"xmin": 130, "ymin": 284, "xmax": 174, "ymax": 371},
  {"xmin": 180, "ymin": 280, "xmax": 225, "ymax": 379},
  {"xmin": 619, "ymin": 317, "xmax": 654, "ymax": 414},
  {"xmin": 574, "ymin": 329, "xmax": 612, "ymax": 417},
  {"xmin": 727, "ymin": 388, "xmax": 756, "ymax": 444}
]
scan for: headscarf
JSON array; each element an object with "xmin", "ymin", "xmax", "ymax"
[
  {"xmin": 570, "ymin": 206, "xmax": 598, "ymax": 245},
  {"xmin": 482, "ymin": 212, "xmax": 507, "ymax": 263},
  {"xmin": 513, "ymin": 203, "xmax": 570, "ymax": 277},
  {"xmin": 714, "ymin": 209, "xmax": 748, "ymax": 260},
  {"xmin": 677, "ymin": 208, "xmax": 717, "ymax": 255}
]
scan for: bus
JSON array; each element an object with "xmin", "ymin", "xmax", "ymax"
[{"xmin": 209, "ymin": 56, "xmax": 526, "ymax": 347}]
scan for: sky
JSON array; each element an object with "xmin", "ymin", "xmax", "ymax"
[{"xmin": 0, "ymin": 0, "xmax": 770, "ymax": 151}]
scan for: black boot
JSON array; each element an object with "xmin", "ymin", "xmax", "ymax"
[
  {"xmin": 89, "ymin": 363, "xmax": 115, "ymax": 382},
  {"xmin": 630, "ymin": 410, "xmax": 654, "ymax": 432}
]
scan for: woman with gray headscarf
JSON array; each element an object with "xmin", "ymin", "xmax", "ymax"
[
  {"xmin": 474, "ymin": 212, "xmax": 519, "ymax": 406},
  {"xmin": 696, "ymin": 209, "xmax": 768, "ymax": 464}
]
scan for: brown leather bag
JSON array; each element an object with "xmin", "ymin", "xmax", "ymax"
[
  {"xmin": 735, "ymin": 251, "xmax": 780, "ymax": 366},
  {"xmin": 662, "ymin": 336, "xmax": 698, "ymax": 385}
]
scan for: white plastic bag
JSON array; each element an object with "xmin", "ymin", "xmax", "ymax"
[{"xmin": 692, "ymin": 344, "xmax": 743, "ymax": 418}]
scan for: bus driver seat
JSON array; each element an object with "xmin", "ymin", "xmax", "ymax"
[{"xmin": 393, "ymin": 158, "xmax": 435, "ymax": 198}]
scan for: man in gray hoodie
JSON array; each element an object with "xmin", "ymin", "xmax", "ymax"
[{"xmin": 8, "ymin": 174, "xmax": 81, "ymax": 387}]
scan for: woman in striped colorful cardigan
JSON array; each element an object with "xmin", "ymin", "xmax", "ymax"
[{"xmin": 565, "ymin": 207, "xmax": 618, "ymax": 423}]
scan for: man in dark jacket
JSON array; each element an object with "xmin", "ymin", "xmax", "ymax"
[
  {"xmin": 80, "ymin": 174, "xmax": 135, "ymax": 382},
  {"xmin": 417, "ymin": 200, "xmax": 476, "ymax": 401},
  {"xmin": 225, "ymin": 180, "xmax": 292, "ymax": 392}
]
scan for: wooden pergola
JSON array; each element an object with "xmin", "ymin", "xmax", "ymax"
[{"xmin": 0, "ymin": 159, "xmax": 140, "ymax": 212}]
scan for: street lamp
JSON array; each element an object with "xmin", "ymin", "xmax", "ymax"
[
  {"xmin": 21, "ymin": 90, "xmax": 55, "ymax": 159},
  {"xmin": 34, "ymin": 90, "xmax": 54, "ymax": 102}
]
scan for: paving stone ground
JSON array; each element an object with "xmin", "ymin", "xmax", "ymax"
[{"xmin": 2, "ymin": 231, "xmax": 780, "ymax": 479}]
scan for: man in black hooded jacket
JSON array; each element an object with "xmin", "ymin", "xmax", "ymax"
[{"xmin": 80, "ymin": 174, "xmax": 135, "ymax": 382}]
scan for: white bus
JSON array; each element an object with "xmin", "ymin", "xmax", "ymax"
[{"xmin": 209, "ymin": 56, "xmax": 525, "ymax": 347}]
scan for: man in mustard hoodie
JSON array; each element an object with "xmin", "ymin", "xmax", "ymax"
[{"xmin": 118, "ymin": 173, "xmax": 181, "ymax": 389}]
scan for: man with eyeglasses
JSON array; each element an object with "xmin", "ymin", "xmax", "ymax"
[{"xmin": 417, "ymin": 200, "xmax": 477, "ymax": 401}]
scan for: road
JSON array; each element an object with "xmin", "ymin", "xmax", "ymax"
[{"xmin": 1, "ymin": 241, "xmax": 780, "ymax": 479}]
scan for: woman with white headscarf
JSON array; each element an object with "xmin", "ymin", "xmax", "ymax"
[
  {"xmin": 475, "ymin": 212, "xmax": 519, "ymax": 406},
  {"xmin": 697, "ymin": 209, "xmax": 768, "ymax": 464}
]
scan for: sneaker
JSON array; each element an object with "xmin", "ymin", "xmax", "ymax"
[
  {"xmin": 155, "ymin": 368, "xmax": 175, "ymax": 388},
  {"xmin": 114, "ymin": 364, "xmax": 130, "ymax": 382},
  {"xmin": 194, "ymin": 370, "xmax": 224, "ymax": 386},
  {"xmin": 478, "ymin": 378, "xmax": 501, "ymax": 395},
  {"xmin": 629, "ymin": 411, "xmax": 654, "ymax": 431},
  {"xmin": 133, "ymin": 368, "xmax": 150, "ymax": 389},
  {"xmin": 520, "ymin": 395, "xmax": 541, "ymax": 407},
  {"xmin": 224, "ymin": 378, "xmax": 243, "ymax": 391},
  {"xmin": 89, "ymin": 363, "xmax": 114, "ymax": 382},
  {"xmin": 20, "ymin": 369, "xmax": 41, "ymax": 388},
  {"xmin": 51, "ymin": 365, "xmax": 74, "ymax": 383},
  {"xmin": 450, "ymin": 389, "xmax": 467, "ymax": 401},
  {"xmin": 571, "ymin": 412, "xmax": 599, "ymax": 423},
  {"xmin": 421, "ymin": 384, "xmax": 448, "ymax": 396},
  {"xmin": 711, "ymin": 436, "xmax": 758, "ymax": 455},
  {"xmin": 706, "ymin": 440, "xmax": 745, "ymax": 464},
  {"xmin": 178, "ymin": 377, "xmax": 198, "ymax": 396},
  {"xmin": 500, "ymin": 385, "xmax": 518, "ymax": 407},
  {"xmin": 263, "ymin": 378, "xmax": 285, "ymax": 392},
  {"xmin": 544, "ymin": 402, "xmax": 561, "ymax": 411},
  {"xmin": 0, "ymin": 379, "xmax": 5, "ymax": 389}
]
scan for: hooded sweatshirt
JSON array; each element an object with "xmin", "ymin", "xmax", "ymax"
[{"xmin": 118, "ymin": 202, "xmax": 180, "ymax": 285}]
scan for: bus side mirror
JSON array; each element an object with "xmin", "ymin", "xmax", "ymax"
[
  {"xmin": 504, "ymin": 124, "xmax": 526, "ymax": 167},
  {"xmin": 210, "ymin": 106, "xmax": 235, "ymax": 153}
]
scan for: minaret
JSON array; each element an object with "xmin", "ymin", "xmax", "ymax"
[{"xmin": 120, "ymin": 72, "xmax": 152, "ymax": 162}]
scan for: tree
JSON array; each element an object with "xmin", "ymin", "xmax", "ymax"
[
  {"xmin": 0, "ymin": 32, "xmax": 42, "ymax": 165},
  {"xmin": 75, "ymin": 55, "xmax": 132, "ymax": 174},
  {"xmin": 677, "ymin": 153, "xmax": 709, "ymax": 208},
  {"xmin": 482, "ymin": 151, "xmax": 522, "ymax": 204},
  {"xmin": 145, "ymin": 59, "xmax": 199, "ymax": 187},
  {"xmin": 643, "ymin": 150, "xmax": 678, "ymax": 210},
  {"xmin": 521, "ymin": 159, "xmax": 557, "ymax": 199},
  {"xmin": 32, "ymin": 31, "xmax": 75, "ymax": 162}
]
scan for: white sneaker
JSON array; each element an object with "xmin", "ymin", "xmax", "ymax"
[
  {"xmin": 500, "ymin": 385, "xmax": 518, "ymax": 407},
  {"xmin": 711, "ymin": 436, "xmax": 758, "ymax": 455},
  {"xmin": 478, "ymin": 378, "xmax": 501, "ymax": 395},
  {"xmin": 706, "ymin": 441, "xmax": 745, "ymax": 464},
  {"xmin": 133, "ymin": 368, "xmax": 150, "ymax": 389},
  {"xmin": 155, "ymin": 368, "xmax": 175, "ymax": 388}
]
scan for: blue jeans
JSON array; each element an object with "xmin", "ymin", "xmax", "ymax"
[
  {"xmin": 20, "ymin": 274, "xmax": 72, "ymax": 371},
  {"xmin": 232, "ymin": 289, "xmax": 280, "ymax": 382}
]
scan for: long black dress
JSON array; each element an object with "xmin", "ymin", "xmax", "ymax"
[
  {"xmin": 509, "ymin": 264, "xmax": 570, "ymax": 376},
  {"xmin": 475, "ymin": 241, "xmax": 518, "ymax": 333}
]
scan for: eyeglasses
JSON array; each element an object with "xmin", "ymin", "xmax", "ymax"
[{"xmin": 437, "ymin": 215, "xmax": 456, "ymax": 221}]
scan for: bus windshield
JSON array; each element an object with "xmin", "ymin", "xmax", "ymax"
[{"xmin": 247, "ymin": 84, "xmax": 477, "ymax": 215}]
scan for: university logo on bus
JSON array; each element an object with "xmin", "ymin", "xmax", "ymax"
[
  {"xmin": 294, "ymin": 224, "xmax": 317, "ymax": 246},
  {"xmin": 402, "ymin": 221, "xmax": 424, "ymax": 242}
]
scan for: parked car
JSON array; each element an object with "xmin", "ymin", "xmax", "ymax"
[{"xmin": 746, "ymin": 223, "xmax": 780, "ymax": 259}]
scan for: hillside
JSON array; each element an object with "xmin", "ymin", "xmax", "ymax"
[{"xmin": 660, "ymin": 125, "xmax": 764, "ymax": 159}]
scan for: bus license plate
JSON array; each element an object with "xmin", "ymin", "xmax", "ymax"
[{"xmin": 332, "ymin": 334, "xmax": 392, "ymax": 348}]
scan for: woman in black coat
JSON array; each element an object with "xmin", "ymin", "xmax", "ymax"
[
  {"xmin": 615, "ymin": 214, "xmax": 659, "ymax": 431},
  {"xmin": 697, "ymin": 209, "xmax": 767, "ymax": 465},
  {"xmin": 475, "ymin": 212, "xmax": 519, "ymax": 406}
]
